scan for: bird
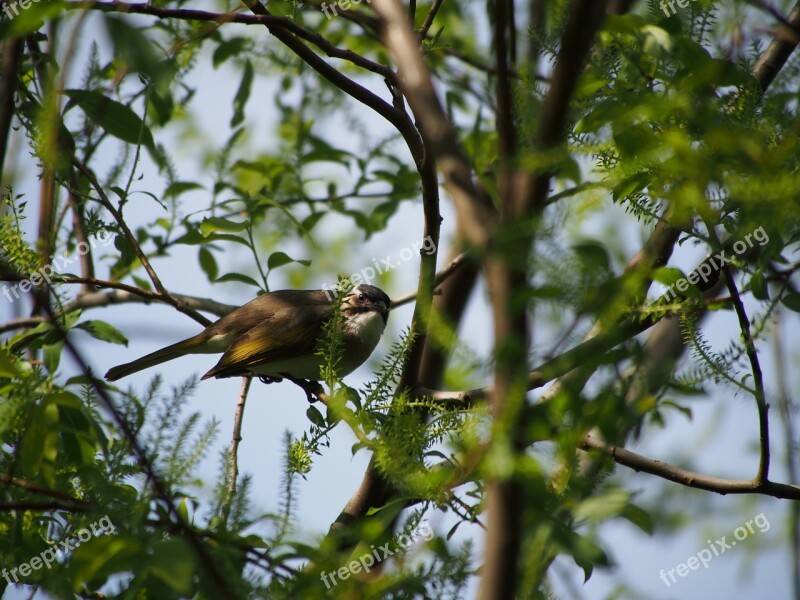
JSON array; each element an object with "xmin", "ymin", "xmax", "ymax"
[{"xmin": 104, "ymin": 284, "xmax": 390, "ymax": 386}]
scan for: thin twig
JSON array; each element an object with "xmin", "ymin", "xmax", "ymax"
[
  {"xmin": 74, "ymin": 162, "xmax": 213, "ymax": 327},
  {"xmin": 417, "ymin": 0, "xmax": 444, "ymax": 38},
  {"xmin": 2, "ymin": 477, "xmax": 91, "ymax": 506},
  {"xmin": 0, "ymin": 501, "xmax": 89, "ymax": 512},
  {"xmin": 746, "ymin": 0, "xmax": 800, "ymax": 38},
  {"xmin": 722, "ymin": 266, "xmax": 770, "ymax": 482},
  {"xmin": 0, "ymin": 316, "xmax": 48, "ymax": 334},
  {"xmin": 75, "ymin": 162, "xmax": 165, "ymax": 291},
  {"xmin": 221, "ymin": 376, "xmax": 252, "ymax": 525},
  {"xmin": 68, "ymin": 191, "xmax": 95, "ymax": 293},
  {"xmin": 391, "ymin": 252, "xmax": 468, "ymax": 308}
]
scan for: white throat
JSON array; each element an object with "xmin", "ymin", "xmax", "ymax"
[{"xmin": 345, "ymin": 310, "xmax": 386, "ymax": 350}]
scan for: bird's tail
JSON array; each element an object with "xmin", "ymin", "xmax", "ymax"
[{"xmin": 105, "ymin": 334, "xmax": 207, "ymax": 381}]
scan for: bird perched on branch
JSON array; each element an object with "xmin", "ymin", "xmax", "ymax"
[{"xmin": 105, "ymin": 285, "xmax": 390, "ymax": 398}]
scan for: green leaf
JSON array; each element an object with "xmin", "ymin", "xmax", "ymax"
[
  {"xmin": 231, "ymin": 59, "xmax": 253, "ymax": 127},
  {"xmin": 622, "ymin": 504, "xmax": 654, "ymax": 534},
  {"xmin": 571, "ymin": 533, "xmax": 609, "ymax": 582},
  {"xmin": 306, "ymin": 405, "xmax": 325, "ymax": 427},
  {"xmin": 351, "ymin": 441, "xmax": 368, "ymax": 455},
  {"xmin": 21, "ymin": 395, "xmax": 60, "ymax": 486},
  {"xmin": 198, "ymin": 247, "xmax": 219, "ymax": 281},
  {"xmin": 575, "ymin": 488, "xmax": 630, "ymax": 522},
  {"xmin": 750, "ymin": 272, "xmax": 769, "ymax": 300},
  {"xmin": 52, "ymin": 391, "xmax": 99, "ymax": 465},
  {"xmin": 215, "ymin": 272, "xmax": 261, "ymax": 288},
  {"xmin": 652, "ymin": 267, "xmax": 685, "ymax": 286},
  {"xmin": 165, "ymin": 181, "xmax": 204, "ymax": 197},
  {"xmin": 572, "ymin": 242, "xmax": 611, "ymax": 272},
  {"xmin": 213, "ymin": 37, "xmax": 249, "ymax": 68},
  {"xmin": 75, "ymin": 320, "xmax": 129, "ymax": 345},
  {"xmin": 104, "ymin": 15, "xmax": 172, "ymax": 91},
  {"xmin": 0, "ymin": 2, "xmax": 65, "ymax": 39},
  {"xmin": 661, "ymin": 399, "xmax": 693, "ymax": 420},
  {"xmin": 132, "ymin": 275, "xmax": 152, "ymax": 291},
  {"xmin": 174, "ymin": 228, "xmax": 247, "ymax": 247},
  {"xmin": 44, "ymin": 341, "xmax": 63, "ymax": 373},
  {"xmin": 368, "ymin": 200, "xmax": 401, "ymax": 233},
  {"xmin": 575, "ymin": 101, "xmax": 617, "ymax": 134},
  {"xmin": 302, "ymin": 212, "xmax": 326, "ymax": 232},
  {"xmin": 64, "ymin": 90, "xmax": 156, "ymax": 151},
  {"xmin": 0, "ymin": 348, "xmax": 22, "ymax": 378},
  {"xmin": 267, "ymin": 251, "xmax": 311, "ymax": 271},
  {"xmin": 258, "ymin": 195, "xmax": 321, "ymax": 249},
  {"xmin": 781, "ymin": 293, "xmax": 800, "ymax": 313},
  {"xmin": 148, "ymin": 87, "xmax": 174, "ymax": 125},
  {"xmin": 71, "ymin": 535, "xmax": 145, "ymax": 590},
  {"xmin": 177, "ymin": 497, "xmax": 191, "ymax": 525},
  {"xmin": 200, "ymin": 217, "xmax": 248, "ymax": 236}
]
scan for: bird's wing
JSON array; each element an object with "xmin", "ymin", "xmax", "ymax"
[
  {"xmin": 202, "ymin": 298, "xmax": 332, "ymax": 379},
  {"xmin": 205, "ymin": 289, "xmax": 330, "ymax": 339}
]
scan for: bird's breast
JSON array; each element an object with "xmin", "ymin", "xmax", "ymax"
[
  {"xmin": 338, "ymin": 310, "xmax": 386, "ymax": 376},
  {"xmin": 248, "ymin": 310, "xmax": 385, "ymax": 380}
]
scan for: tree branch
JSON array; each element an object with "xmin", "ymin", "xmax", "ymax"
[
  {"xmin": 580, "ymin": 434, "xmax": 800, "ymax": 500},
  {"xmin": 372, "ymin": 0, "xmax": 498, "ymax": 249},
  {"xmin": 524, "ymin": 0, "xmax": 608, "ymax": 212},
  {"xmin": 752, "ymin": 0, "xmax": 800, "ymax": 90},
  {"xmin": 0, "ymin": 500, "xmax": 90, "ymax": 512},
  {"xmin": 2, "ymin": 477, "xmax": 91, "ymax": 507},
  {"xmin": 238, "ymin": 0, "xmax": 424, "ymax": 163},
  {"xmin": 67, "ymin": 1, "xmax": 395, "ymax": 80},
  {"xmin": 0, "ymin": 37, "xmax": 22, "ymax": 174}
]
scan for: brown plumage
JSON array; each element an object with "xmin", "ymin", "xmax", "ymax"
[{"xmin": 104, "ymin": 285, "xmax": 390, "ymax": 382}]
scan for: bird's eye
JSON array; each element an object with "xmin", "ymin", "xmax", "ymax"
[{"xmin": 358, "ymin": 293, "xmax": 365, "ymax": 301}]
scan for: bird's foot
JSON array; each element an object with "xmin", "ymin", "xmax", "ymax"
[
  {"xmin": 281, "ymin": 374, "xmax": 327, "ymax": 404},
  {"xmin": 258, "ymin": 375, "xmax": 284, "ymax": 384}
]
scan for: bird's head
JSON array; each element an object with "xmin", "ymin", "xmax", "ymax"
[{"xmin": 341, "ymin": 284, "xmax": 390, "ymax": 326}]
